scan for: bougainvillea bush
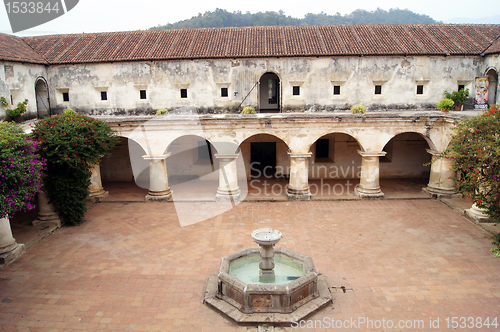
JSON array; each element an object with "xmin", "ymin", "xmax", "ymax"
[
  {"xmin": 32, "ymin": 113, "xmax": 118, "ymax": 225},
  {"xmin": 0, "ymin": 121, "xmax": 45, "ymax": 219},
  {"xmin": 444, "ymin": 105, "xmax": 500, "ymax": 223}
]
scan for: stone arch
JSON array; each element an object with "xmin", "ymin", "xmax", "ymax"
[
  {"xmin": 35, "ymin": 77, "xmax": 50, "ymax": 119},
  {"xmin": 239, "ymin": 133, "xmax": 290, "ymax": 180},
  {"xmin": 485, "ymin": 67, "xmax": 498, "ymax": 106},
  {"xmin": 308, "ymin": 133, "xmax": 362, "ymax": 180},
  {"xmin": 380, "ymin": 132, "xmax": 432, "ymax": 179},
  {"xmin": 259, "ymin": 72, "xmax": 281, "ymax": 113},
  {"xmin": 381, "ymin": 130, "xmax": 437, "ymax": 152}
]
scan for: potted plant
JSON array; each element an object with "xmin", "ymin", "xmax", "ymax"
[
  {"xmin": 436, "ymin": 98, "xmax": 454, "ymax": 112},
  {"xmin": 445, "ymin": 88, "xmax": 469, "ymax": 111},
  {"xmin": 241, "ymin": 106, "xmax": 256, "ymax": 114},
  {"xmin": 4, "ymin": 99, "xmax": 29, "ymax": 122},
  {"xmin": 350, "ymin": 104, "xmax": 367, "ymax": 114}
]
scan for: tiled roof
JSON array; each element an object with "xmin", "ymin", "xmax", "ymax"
[
  {"xmin": 483, "ymin": 36, "xmax": 500, "ymax": 55},
  {"xmin": 2, "ymin": 24, "xmax": 500, "ymax": 65},
  {"xmin": 0, "ymin": 33, "xmax": 48, "ymax": 64}
]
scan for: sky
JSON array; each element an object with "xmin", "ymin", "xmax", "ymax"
[{"xmin": 1, "ymin": 0, "xmax": 499, "ymax": 36}]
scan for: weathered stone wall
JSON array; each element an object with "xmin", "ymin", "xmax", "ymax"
[
  {"xmin": 42, "ymin": 55, "xmax": 490, "ymax": 116},
  {"xmin": 0, "ymin": 61, "xmax": 47, "ymax": 120}
]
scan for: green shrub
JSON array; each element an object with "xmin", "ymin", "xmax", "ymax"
[
  {"xmin": 6, "ymin": 99, "xmax": 28, "ymax": 118},
  {"xmin": 350, "ymin": 104, "xmax": 366, "ymax": 114},
  {"xmin": 155, "ymin": 109, "xmax": 169, "ymax": 116},
  {"xmin": 492, "ymin": 233, "xmax": 500, "ymax": 257},
  {"xmin": 32, "ymin": 113, "xmax": 119, "ymax": 225},
  {"xmin": 0, "ymin": 121, "xmax": 45, "ymax": 219},
  {"xmin": 241, "ymin": 106, "xmax": 256, "ymax": 114},
  {"xmin": 64, "ymin": 108, "xmax": 76, "ymax": 115},
  {"xmin": 436, "ymin": 98, "xmax": 454, "ymax": 111},
  {"xmin": 0, "ymin": 96, "xmax": 8, "ymax": 108},
  {"xmin": 445, "ymin": 88, "xmax": 469, "ymax": 104}
]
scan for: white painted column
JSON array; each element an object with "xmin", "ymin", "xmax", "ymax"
[
  {"xmin": 33, "ymin": 175, "xmax": 61, "ymax": 227},
  {"xmin": 287, "ymin": 153, "xmax": 312, "ymax": 201},
  {"xmin": 423, "ymin": 149, "xmax": 457, "ymax": 197},
  {"xmin": 88, "ymin": 163, "xmax": 108, "ymax": 199},
  {"xmin": 144, "ymin": 154, "xmax": 172, "ymax": 201},
  {"xmin": 356, "ymin": 151, "xmax": 385, "ymax": 198},
  {"xmin": 215, "ymin": 153, "xmax": 241, "ymax": 202},
  {"xmin": 466, "ymin": 203, "xmax": 490, "ymax": 221},
  {"xmin": 0, "ymin": 216, "xmax": 25, "ymax": 266}
]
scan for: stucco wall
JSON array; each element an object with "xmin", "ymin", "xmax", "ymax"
[{"xmin": 42, "ymin": 55, "xmax": 490, "ymax": 115}]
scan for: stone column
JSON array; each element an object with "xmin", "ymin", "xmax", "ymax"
[
  {"xmin": 88, "ymin": 163, "xmax": 108, "ymax": 200},
  {"xmin": 215, "ymin": 154, "xmax": 241, "ymax": 202},
  {"xmin": 0, "ymin": 216, "xmax": 25, "ymax": 266},
  {"xmin": 287, "ymin": 153, "xmax": 312, "ymax": 201},
  {"xmin": 144, "ymin": 154, "xmax": 172, "ymax": 201},
  {"xmin": 466, "ymin": 203, "xmax": 490, "ymax": 221},
  {"xmin": 356, "ymin": 151, "xmax": 385, "ymax": 198},
  {"xmin": 33, "ymin": 174, "xmax": 61, "ymax": 227},
  {"xmin": 423, "ymin": 149, "xmax": 457, "ymax": 197}
]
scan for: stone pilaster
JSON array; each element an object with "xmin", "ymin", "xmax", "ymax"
[
  {"xmin": 215, "ymin": 154, "xmax": 241, "ymax": 202},
  {"xmin": 423, "ymin": 149, "xmax": 458, "ymax": 197},
  {"xmin": 356, "ymin": 151, "xmax": 385, "ymax": 198},
  {"xmin": 88, "ymin": 163, "xmax": 108, "ymax": 200},
  {"xmin": 287, "ymin": 153, "xmax": 312, "ymax": 201},
  {"xmin": 144, "ymin": 155, "xmax": 172, "ymax": 201},
  {"xmin": 0, "ymin": 216, "xmax": 25, "ymax": 267}
]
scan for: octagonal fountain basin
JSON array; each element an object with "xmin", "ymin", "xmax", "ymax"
[{"xmin": 203, "ymin": 246, "xmax": 332, "ymax": 324}]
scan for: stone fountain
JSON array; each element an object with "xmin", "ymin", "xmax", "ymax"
[{"xmin": 203, "ymin": 228, "xmax": 331, "ymax": 324}]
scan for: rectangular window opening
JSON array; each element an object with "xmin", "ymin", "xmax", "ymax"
[
  {"xmin": 180, "ymin": 89, "xmax": 188, "ymax": 99},
  {"xmin": 375, "ymin": 85, "xmax": 382, "ymax": 95},
  {"xmin": 292, "ymin": 86, "xmax": 300, "ymax": 96},
  {"xmin": 333, "ymin": 85, "xmax": 341, "ymax": 95},
  {"xmin": 140, "ymin": 90, "xmax": 147, "ymax": 100},
  {"xmin": 416, "ymin": 85, "xmax": 424, "ymax": 95},
  {"xmin": 458, "ymin": 84, "xmax": 465, "ymax": 91},
  {"xmin": 62, "ymin": 92, "xmax": 69, "ymax": 102},
  {"xmin": 315, "ymin": 139, "xmax": 329, "ymax": 159},
  {"xmin": 221, "ymin": 87, "xmax": 228, "ymax": 97},
  {"xmin": 100, "ymin": 91, "xmax": 107, "ymax": 101}
]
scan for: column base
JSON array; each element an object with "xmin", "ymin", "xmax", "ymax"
[
  {"xmin": 287, "ymin": 188, "xmax": 311, "ymax": 201},
  {"xmin": 466, "ymin": 205, "xmax": 490, "ymax": 222},
  {"xmin": 215, "ymin": 188, "xmax": 241, "ymax": 202},
  {"xmin": 0, "ymin": 243, "xmax": 25, "ymax": 267},
  {"xmin": 422, "ymin": 187, "xmax": 461, "ymax": 198},
  {"xmin": 33, "ymin": 212, "xmax": 61, "ymax": 227},
  {"xmin": 356, "ymin": 186, "xmax": 384, "ymax": 198},
  {"xmin": 87, "ymin": 190, "xmax": 109, "ymax": 203},
  {"xmin": 146, "ymin": 189, "xmax": 172, "ymax": 201}
]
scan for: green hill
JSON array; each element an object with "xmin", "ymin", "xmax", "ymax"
[{"xmin": 150, "ymin": 8, "xmax": 439, "ymax": 30}]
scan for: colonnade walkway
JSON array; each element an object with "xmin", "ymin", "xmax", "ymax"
[{"xmin": 2, "ymin": 199, "xmax": 500, "ymax": 331}]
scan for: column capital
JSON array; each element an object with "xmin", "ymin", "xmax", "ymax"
[
  {"xmin": 288, "ymin": 152, "xmax": 312, "ymax": 159},
  {"xmin": 143, "ymin": 153, "xmax": 170, "ymax": 161},
  {"xmin": 357, "ymin": 150, "xmax": 386, "ymax": 157},
  {"xmin": 214, "ymin": 153, "xmax": 240, "ymax": 160}
]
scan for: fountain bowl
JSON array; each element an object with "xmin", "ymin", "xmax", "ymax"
[{"xmin": 203, "ymin": 246, "xmax": 332, "ymax": 324}]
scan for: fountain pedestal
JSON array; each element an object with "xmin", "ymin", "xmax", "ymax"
[{"xmin": 251, "ymin": 229, "xmax": 282, "ymax": 282}]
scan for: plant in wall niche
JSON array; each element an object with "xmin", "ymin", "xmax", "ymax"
[
  {"xmin": 155, "ymin": 109, "xmax": 169, "ymax": 116},
  {"xmin": 0, "ymin": 121, "xmax": 45, "ymax": 219},
  {"xmin": 241, "ymin": 106, "xmax": 256, "ymax": 114},
  {"xmin": 436, "ymin": 98, "xmax": 454, "ymax": 112},
  {"xmin": 350, "ymin": 104, "xmax": 367, "ymax": 114},
  {"xmin": 32, "ymin": 113, "xmax": 119, "ymax": 225},
  {"xmin": 445, "ymin": 88, "xmax": 469, "ymax": 111},
  {"xmin": 5, "ymin": 99, "xmax": 28, "ymax": 121}
]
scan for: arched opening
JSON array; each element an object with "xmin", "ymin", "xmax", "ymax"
[
  {"xmin": 240, "ymin": 134, "xmax": 289, "ymax": 199},
  {"xmin": 259, "ymin": 72, "xmax": 280, "ymax": 113},
  {"xmin": 166, "ymin": 135, "xmax": 219, "ymax": 201},
  {"xmin": 308, "ymin": 133, "xmax": 362, "ymax": 198},
  {"xmin": 35, "ymin": 77, "xmax": 50, "ymax": 119},
  {"xmin": 486, "ymin": 68, "xmax": 498, "ymax": 106},
  {"xmin": 379, "ymin": 132, "xmax": 432, "ymax": 198},
  {"xmin": 100, "ymin": 137, "xmax": 149, "ymax": 200}
]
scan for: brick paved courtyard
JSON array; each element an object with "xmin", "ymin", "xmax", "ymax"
[{"xmin": 1, "ymin": 200, "xmax": 499, "ymax": 331}]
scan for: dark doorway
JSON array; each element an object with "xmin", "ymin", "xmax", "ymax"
[
  {"xmin": 259, "ymin": 72, "xmax": 280, "ymax": 113},
  {"xmin": 251, "ymin": 142, "xmax": 276, "ymax": 178},
  {"xmin": 35, "ymin": 78, "xmax": 50, "ymax": 119}
]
